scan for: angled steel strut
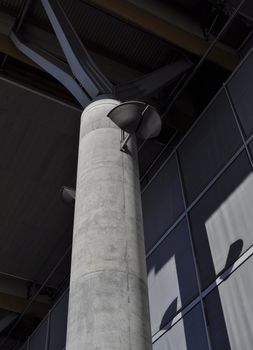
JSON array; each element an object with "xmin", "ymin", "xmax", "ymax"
[{"xmin": 11, "ymin": 0, "xmax": 193, "ymax": 108}]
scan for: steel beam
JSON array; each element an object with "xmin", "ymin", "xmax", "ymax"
[
  {"xmin": 88, "ymin": 0, "xmax": 240, "ymax": 71},
  {"xmin": 115, "ymin": 59, "xmax": 192, "ymax": 100},
  {"xmin": 41, "ymin": 0, "xmax": 112, "ymax": 97},
  {"xmin": 0, "ymin": 292, "xmax": 49, "ymax": 319},
  {"xmin": 0, "ymin": 33, "xmax": 38, "ymax": 69},
  {"xmin": 11, "ymin": 31, "xmax": 91, "ymax": 108},
  {"xmin": 10, "ymin": 0, "xmax": 193, "ymax": 106}
]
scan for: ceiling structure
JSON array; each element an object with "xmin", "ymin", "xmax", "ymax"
[{"xmin": 0, "ymin": 0, "xmax": 252, "ymax": 348}]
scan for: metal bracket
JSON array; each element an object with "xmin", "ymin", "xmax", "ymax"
[
  {"xmin": 120, "ymin": 130, "xmax": 132, "ymax": 152},
  {"xmin": 120, "ymin": 104, "xmax": 150, "ymax": 152}
]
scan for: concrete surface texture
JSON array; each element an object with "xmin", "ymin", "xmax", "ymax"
[{"xmin": 66, "ymin": 99, "xmax": 152, "ymax": 350}]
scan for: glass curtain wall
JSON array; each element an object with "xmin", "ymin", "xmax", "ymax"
[{"xmin": 142, "ymin": 48, "xmax": 253, "ymax": 350}]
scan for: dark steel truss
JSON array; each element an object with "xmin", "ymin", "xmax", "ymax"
[{"xmin": 10, "ymin": 0, "xmax": 192, "ymax": 108}]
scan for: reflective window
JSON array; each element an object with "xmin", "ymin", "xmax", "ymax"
[
  {"xmin": 147, "ymin": 219, "xmax": 198, "ymax": 334},
  {"xmin": 178, "ymin": 90, "xmax": 242, "ymax": 204},
  {"xmin": 142, "ymin": 155, "xmax": 184, "ymax": 252},
  {"xmin": 153, "ymin": 304, "xmax": 209, "ymax": 350},
  {"xmin": 205, "ymin": 255, "xmax": 253, "ymax": 350},
  {"xmin": 190, "ymin": 152, "xmax": 253, "ymax": 289},
  {"xmin": 228, "ymin": 50, "xmax": 253, "ymax": 137}
]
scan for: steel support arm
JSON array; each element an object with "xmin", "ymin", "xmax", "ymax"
[
  {"xmin": 114, "ymin": 59, "xmax": 193, "ymax": 100},
  {"xmin": 41, "ymin": 0, "xmax": 113, "ymax": 97},
  {"xmin": 11, "ymin": 31, "xmax": 91, "ymax": 108},
  {"xmin": 10, "ymin": 0, "xmax": 193, "ymax": 106}
]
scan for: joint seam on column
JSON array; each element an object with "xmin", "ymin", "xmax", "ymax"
[
  {"xmin": 73, "ymin": 269, "xmax": 148, "ymax": 287},
  {"xmin": 83, "ymin": 101, "xmax": 120, "ymax": 114},
  {"xmin": 80, "ymin": 126, "xmax": 119, "ymax": 138}
]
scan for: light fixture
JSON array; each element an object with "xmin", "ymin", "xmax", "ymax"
[
  {"xmin": 107, "ymin": 101, "xmax": 161, "ymax": 151},
  {"xmin": 61, "ymin": 186, "xmax": 76, "ymax": 207}
]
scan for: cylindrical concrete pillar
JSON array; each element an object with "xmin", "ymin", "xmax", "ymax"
[{"xmin": 66, "ymin": 99, "xmax": 152, "ymax": 350}]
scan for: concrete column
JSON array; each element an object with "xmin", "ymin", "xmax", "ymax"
[{"xmin": 66, "ymin": 99, "xmax": 152, "ymax": 350}]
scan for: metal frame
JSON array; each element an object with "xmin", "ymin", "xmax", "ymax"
[
  {"xmin": 143, "ymin": 46, "xmax": 253, "ymax": 345},
  {"xmin": 10, "ymin": 31, "xmax": 91, "ymax": 108},
  {"xmin": 10, "ymin": 0, "xmax": 192, "ymax": 107},
  {"xmin": 40, "ymin": 0, "xmax": 112, "ymax": 98}
]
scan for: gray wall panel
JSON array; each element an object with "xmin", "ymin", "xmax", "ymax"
[
  {"xmin": 228, "ymin": 50, "xmax": 253, "ymax": 137},
  {"xmin": 190, "ymin": 152, "xmax": 253, "ymax": 289},
  {"xmin": 153, "ymin": 304, "xmax": 209, "ymax": 350},
  {"xmin": 205, "ymin": 255, "xmax": 253, "ymax": 350},
  {"xmin": 48, "ymin": 292, "xmax": 69, "ymax": 350},
  {"xmin": 178, "ymin": 90, "xmax": 242, "ymax": 204},
  {"xmin": 147, "ymin": 219, "xmax": 198, "ymax": 334},
  {"xmin": 142, "ymin": 155, "xmax": 184, "ymax": 252},
  {"xmin": 29, "ymin": 318, "xmax": 47, "ymax": 350}
]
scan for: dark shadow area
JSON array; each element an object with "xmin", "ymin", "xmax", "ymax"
[
  {"xmin": 146, "ymin": 218, "xmax": 199, "ymax": 335},
  {"xmin": 159, "ymin": 298, "xmax": 178, "ymax": 331},
  {"xmin": 142, "ymin": 154, "xmax": 185, "ymax": 252},
  {"xmin": 189, "ymin": 152, "xmax": 251, "ymax": 289},
  {"xmin": 220, "ymin": 239, "xmax": 243, "ymax": 278}
]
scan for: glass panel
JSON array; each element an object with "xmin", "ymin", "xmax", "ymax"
[
  {"xmin": 48, "ymin": 292, "xmax": 69, "ymax": 350},
  {"xmin": 178, "ymin": 89, "xmax": 242, "ymax": 204},
  {"xmin": 147, "ymin": 219, "xmax": 198, "ymax": 334},
  {"xmin": 205, "ymin": 255, "xmax": 253, "ymax": 350},
  {"xmin": 153, "ymin": 304, "xmax": 209, "ymax": 350},
  {"xmin": 142, "ymin": 155, "xmax": 184, "ymax": 252},
  {"xmin": 228, "ymin": 49, "xmax": 253, "ymax": 137},
  {"xmin": 29, "ymin": 318, "xmax": 48, "ymax": 350},
  {"xmin": 190, "ymin": 152, "xmax": 253, "ymax": 289}
]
